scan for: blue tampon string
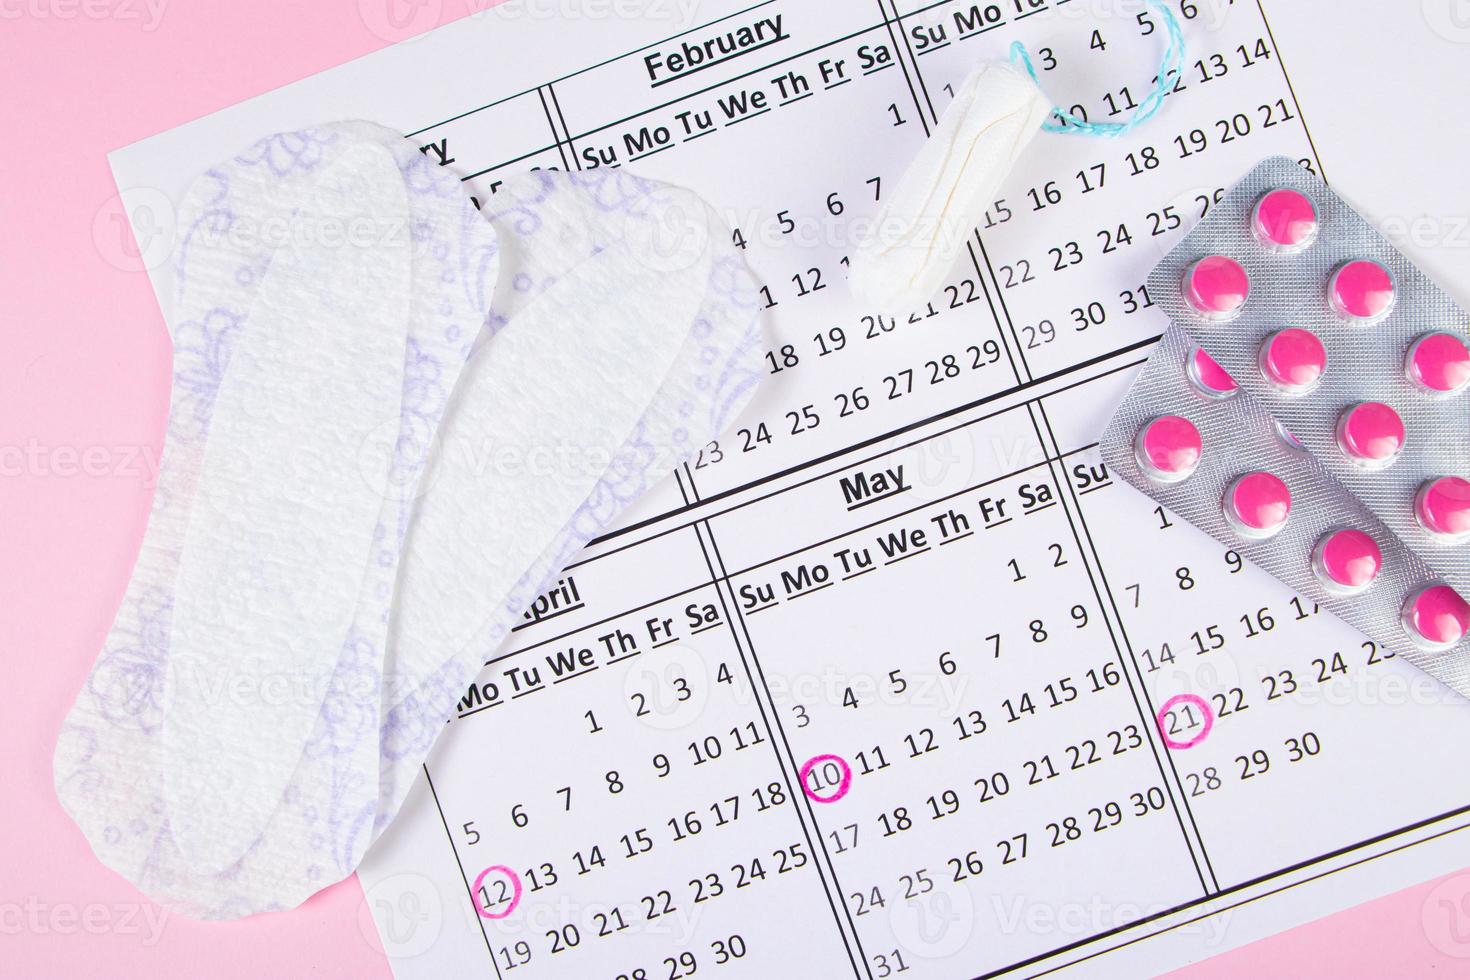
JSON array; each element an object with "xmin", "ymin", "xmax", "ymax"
[{"xmin": 1009, "ymin": 0, "xmax": 1186, "ymax": 138}]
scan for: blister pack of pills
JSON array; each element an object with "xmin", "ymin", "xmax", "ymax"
[
  {"xmin": 1153, "ymin": 156, "xmax": 1470, "ymax": 594},
  {"xmin": 1101, "ymin": 155, "xmax": 1470, "ymax": 688},
  {"xmin": 1102, "ymin": 326, "xmax": 1470, "ymax": 695}
]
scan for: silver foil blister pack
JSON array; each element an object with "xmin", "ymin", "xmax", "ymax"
[
  {"xmin": 1147, "ymin": 155, "xmax": 1470, "ymax": 598},
  {"xmin": 1101, "ymin": 326, "xmax": 1470, "ymax": 697}
]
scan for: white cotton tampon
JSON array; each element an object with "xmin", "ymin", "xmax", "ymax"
[{"xmin": 849, "ymin": 60, "xmax": 1051, "ymax": 312}]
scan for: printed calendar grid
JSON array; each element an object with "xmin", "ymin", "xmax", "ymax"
[
  {"xmin": 420, "ymin": 342, "xmax": 1470, "ymax": 978},
  {"xmin": 355, "ymin": 2, "xmax": 1470, "ymax": 977}
]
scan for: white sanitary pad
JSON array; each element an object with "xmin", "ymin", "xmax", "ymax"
[{"xmin": 54, "ymin": 121, "xmax": 764, "ymax": 918}]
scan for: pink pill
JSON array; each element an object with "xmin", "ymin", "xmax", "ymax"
[
  {"xmin": 1329, "ymin": 259, "xmax": 1395, "ymax": 323},
  {"xmin": 1222, "ymin": 471, "xmax": 1291, "ymax": 539},
  {"xmin": 1252, "ymin": 188, "xmax": 1318, "ymax": 253},
  {"xmin": 1183, "ymin": 255, "xmax": 1249, "ymax": 321},
  {"xmin": 1187, "ymin": 346, "xmax": 1238, "ymax": 398},
  {"xmin": 1258, "ymin": 328, "xmax": 1326, "ymax": 394},
  {"xmin": 1311, "ymin": 529, "xmax": 1382, "ymax": 595},
  {"xmin": 1415, "ymin": 476, "xmax": 1470, "ymax": 542},
  {"xmin": 1134, "ymin": 415, "xmax": 1203, "ymax": 484},
  {"xmin": 1335, "ymin": 401, "xmax": 1405, "ymax": 468},
  {"xmin": 1406, "ymin": 331, "xmax": 1470, "ymax": 395},
  {"xmin": 1401, "ymin": 584, "xmax": 1470, "ymax": 651}
]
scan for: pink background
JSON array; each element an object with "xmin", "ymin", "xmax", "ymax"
[{"xmin": 4, "ymin": 2, "xmax": 1470, "ymax": 976}]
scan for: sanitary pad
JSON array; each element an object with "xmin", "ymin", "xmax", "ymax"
[{"xmin": 54, "ymin": 122, "xmax": 764, "ymax": 918}]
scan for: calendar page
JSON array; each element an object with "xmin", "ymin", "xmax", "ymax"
[{"xmin": 108, "ymin": 1, "xmax": 1470, "ymax": 976}]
